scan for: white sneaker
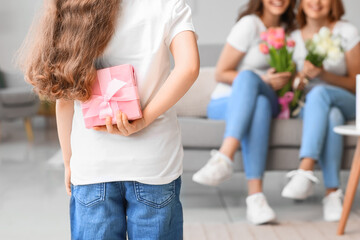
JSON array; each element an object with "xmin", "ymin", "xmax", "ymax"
[
  {"xmin": 246, "ymin": 193, "xmax": 276, "ymax": 225},
  {"xmin": 281, "ymin": 169, "xmax": 319, "ymax": 200},
  {"xmin": 192, "ymin": 150, "xmax": 233, "ymax": 186},
  {"xmin": 323, "ymin": 189, "xmax": 343, "ymax": 222}
]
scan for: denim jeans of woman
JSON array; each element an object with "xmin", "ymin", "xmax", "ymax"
[
  {"xmin": 300, "ymin": 85, "xmax": 355, "ymax": 188},
  {"xmin": 207, "ymin": 70, "xmax": 279, "ymax": 179},
  {"xmin": 70, "ymin": 177, "xmax": 183, "ymax": 240}
]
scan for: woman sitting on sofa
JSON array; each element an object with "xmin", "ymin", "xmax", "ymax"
[
  {"xmin": 192, "ymin": 0, "xmax": 296, "ymax": 224},
  {"xmin": 281, "ymin": 0, "xmax": 360, "ymax": 222}
]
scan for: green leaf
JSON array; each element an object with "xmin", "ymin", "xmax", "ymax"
[{"xmin": 291, "ymin": 90, "xmax": 303, "ymax": 109}]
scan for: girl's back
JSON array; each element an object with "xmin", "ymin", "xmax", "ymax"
[
  {"xmin": 71, "ymin": 0, "xmax": 194, "ymax": 185},
  {"xmin": 20, "ymin": 0, "xmax": 199, "ymax": 237}
]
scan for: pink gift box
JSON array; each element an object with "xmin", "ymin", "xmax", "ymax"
[{"xmin": 81, "ymin": 64, "xmax": 142, "ymax": 129}]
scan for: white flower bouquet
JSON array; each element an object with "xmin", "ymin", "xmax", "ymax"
[
  {"xmin": 292, "ymin": 27, "xmax": 344, "ymax": 117},
  {"xmin": 305, "ymin": 27, "xmax": 343, "ymax": 67}
]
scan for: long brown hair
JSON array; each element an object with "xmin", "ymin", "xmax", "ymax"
[
  {"xmin": 237, "ymin": 0, "xmax": 297, "ymax": 33},
  {"xmin": 18, "ymin": 0, "xmax": 121, "ymax": 101},
  {"xmin": 297, "ymin": 0, "xmax": 345, "ymax": 28}
]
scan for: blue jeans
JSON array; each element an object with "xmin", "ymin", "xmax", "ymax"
[
  {"xmin": 207, "ymin": 70, "xmax": 279, "ymax": 179},
  {"xmin": 70, "ymin": 177, "xmax": 183, "ymax": 240},
  {"xmin": 300, "ymin": 85, "xmax": 355, "ymax": 188}
]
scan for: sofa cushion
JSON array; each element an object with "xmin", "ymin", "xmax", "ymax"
[
  {"xmin": 2, "ymin": 72, "xmax": 30, "ymax": 88},
  {"xmin": 179, "ymin": 117, "xmax": 357, "ymax": 148},
  {"xmin": 0, "ymin": 88, "xmax": 38, "ymax": 107},
  {"xmin": 175, "ymin": 67, "xmax": 217, "ymax": 117}
]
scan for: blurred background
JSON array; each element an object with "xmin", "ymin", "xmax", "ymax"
[
  {"xmin": 1, "ymin": 1, "xmax": 360, "ymax": 239},
  {"xmin": 1, "ymin": 0, "xmax": 360, "ymax": 70}
]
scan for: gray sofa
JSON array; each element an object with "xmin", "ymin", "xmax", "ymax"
[
  {"xmin": 0, "ymin": 71, "xmax": 40, "ymax": 141},
  {"xmin": 175, "ymin": 67, "xmax": 356, "ymax": 172}
]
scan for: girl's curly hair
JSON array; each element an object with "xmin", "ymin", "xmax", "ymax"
[{"xmin": 18, "ymin": 0, "xmax": 121, "ymax": 101}]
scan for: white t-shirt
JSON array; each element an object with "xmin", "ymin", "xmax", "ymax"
[
  {"xmin": 291, "ymin": 21, "xmax": 360, "ymax": 92},
  {"xmin": 211, "ymin": 15, "xmax": 269, "ymax": 99},
  {"xmin": 70, "ymin": 0, "xmax": 195, "ymax": 185}
]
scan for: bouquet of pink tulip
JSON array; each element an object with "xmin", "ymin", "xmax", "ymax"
[
  {"xmin": 259, "ymin": 27, "xmax": 295, "ymax": 74},
  {"xmin": 259, "ymin": 27, "xmax": 299, "ymax": 119}
]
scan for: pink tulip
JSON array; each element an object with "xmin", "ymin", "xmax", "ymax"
[
  {"xmin": 272, "ymin": 38, "xmax": 285, "ymax": 49},
  {"xmin": 260, "ymin": 32, "xmax": 268, "ymax": 41},
  {"xmin": 274, "ymin": 28, "xmax": 285, "ymax": 40},
  {"xmin": 267, "ymin": 35, "xmax": 276, "ymax": 47},
  {"xmin": 267, "ymin": 28, "xmax": 277, "ymax": 38},
  {"xmin": 259, "ymin": 43, "xmax": 269, "ymax": 54},
  {"xmin": 287, "ymin": 39, "xmax": 295, "ymax": 48}
]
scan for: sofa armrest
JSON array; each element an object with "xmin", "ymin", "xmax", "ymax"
[{"xmin": 3, "ymin": 72, "xmax": 32, "ymax": 89}]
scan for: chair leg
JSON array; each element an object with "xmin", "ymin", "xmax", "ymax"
[
  {"xmin": 24, "ymin": 117, "xmax": 34, "ymax": 142},
  {"xmin": 337, "ymin": 137, "xmax": 360, "ymax": 235}
]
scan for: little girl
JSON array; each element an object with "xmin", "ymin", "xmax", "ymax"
[{"xmin": 19, "ymin": 0, "xmax": 199, "ymax": 239}]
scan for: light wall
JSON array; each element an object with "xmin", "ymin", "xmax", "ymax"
[
  {"xmin": 190, "ymin": 0, "xmax": 360, "ymax": 45},
  {"xmin": 0, "ymin": 0, "xmax": 359, "ymax": 71},
  {"xmin": 0, "ymin": 0, "xmax": 43, "ymax": 71}
]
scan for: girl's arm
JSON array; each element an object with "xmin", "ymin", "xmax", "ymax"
[
  {"xmin": 303, "ymin": 43, "xmax": 360, "ymax": 93},
  {"xmin": 215, "ymin": 43, "xmax": 246, "ymax": 84},
  {"xmin": 96, "ymin": 30, "xmax": 200, "ymax": 135},
  {"xmin": 56, "ymin": 99, "xmax": 74, "ymax": 196},
  {"xmin": 142, "ymin": 30, "xmax": 199, "ymax": 125}
]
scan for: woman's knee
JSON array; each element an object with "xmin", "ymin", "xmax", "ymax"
[
  {"xmin": 328, "ymin": 107, "xmax": 345, "ymax": 126},
  {"xmin": 306, "ymin": 85, "xmax": 331, "ymax": 104},
  {"xmin": 233, "ymin": 70, "xmax": 261, "ymax": 88}
]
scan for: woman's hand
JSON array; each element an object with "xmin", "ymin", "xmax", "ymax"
[
  {"xmin": 65, "ymin": 167, "xmax": 71, "ymax": 196},
  {"xmin": 263, "ymin": 68, "xmax": 292, "ymax": 91},
  {"xmin": 303, "ymin": 60, "xmax": 323, "ymax": 79},
  {"xmin": 292, "ymin": 72, "xmax": 309, "ymax": 91},
  {"xmin": 93, "ymin": 112, "xmax": 147, "ymax": 136}
]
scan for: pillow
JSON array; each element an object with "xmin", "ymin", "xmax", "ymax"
[{"xmin": 175, "ymin": 67, "xmax": 217, "ymax": 117}]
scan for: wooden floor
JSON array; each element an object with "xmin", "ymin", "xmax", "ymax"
[
  {"xmin": 184, "ymin": 214, "xmax": 360, "ymax": 240},
  {"xmin": 2, "ymin": 119, "xmax": 360, "ymax": 239}
]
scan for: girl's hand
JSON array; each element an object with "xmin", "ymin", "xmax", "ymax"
[
  {"xmin": 93, "ymin": 111, "xmax": 147, "ymax": 136},
  {"xmin": 292, "ymin": 72, "xmax": 309, "ymax": 91},
  {"xmin": 303, "ymin": 60, "xmax": 323, "ymax": 79},
  {"xmin": 263, "ymin": 68, "xmax": 292, "ymax": 91},
  {"xmin": 65, "ymin": 167, "xmax": 71, "ymax": 196}
]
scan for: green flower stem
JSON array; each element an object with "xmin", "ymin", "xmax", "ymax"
[
  {"xmin": 277, "ymin": 81, "xmax": 292, "ymax": 97},
  {"xmin": 267, "ymin": 45, "xmax": 299, "ymax": 117},
  {"xmin": 305, "ymin": 54, "xmax": 324, "ymax": 68},
  {"xmin": 291, "ymin": 89, "xmax": 302, "ymax": 110}
]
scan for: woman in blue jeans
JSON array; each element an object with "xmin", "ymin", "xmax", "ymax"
[
  {"xmin": 192, "ymin": 0, "xmax": 296, "ymax": 225},
  {"xmin": 281, "ymin": 0, "xmax": 360, "ymax": 222}
]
